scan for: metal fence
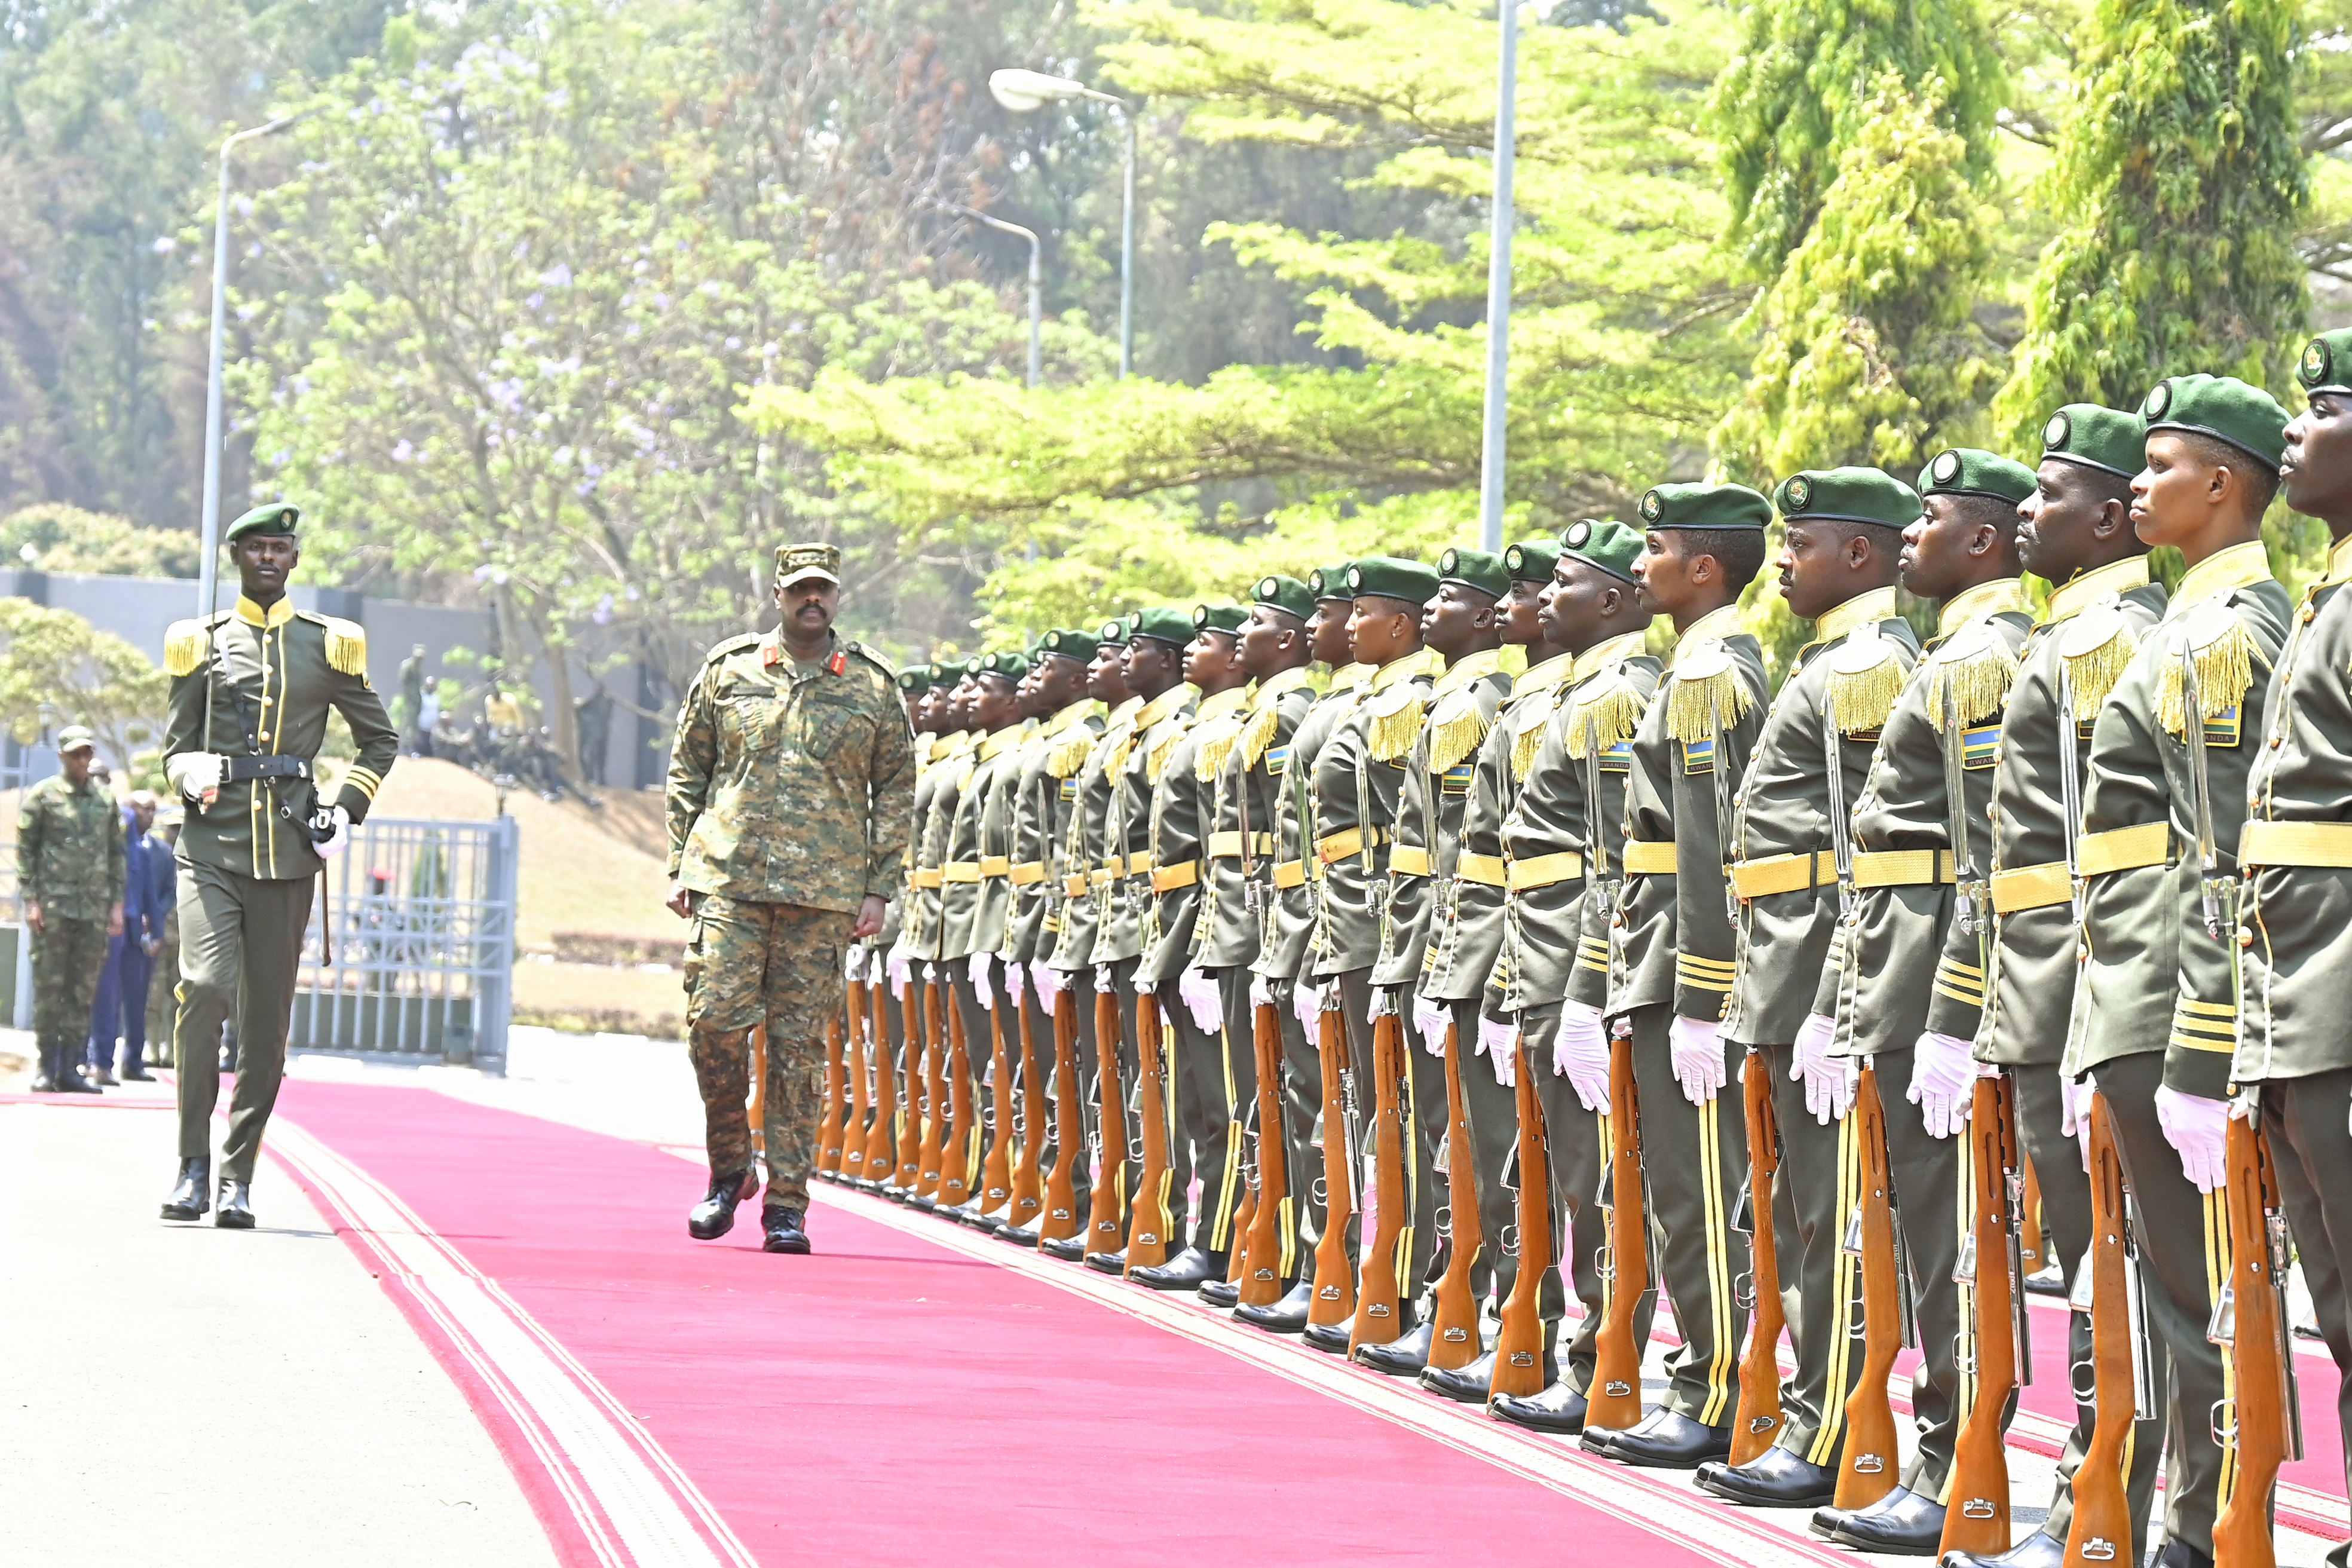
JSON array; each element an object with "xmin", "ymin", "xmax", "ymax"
[{"xmin": 290, "ymin": 815, "xmax": 519, "ymax": 1069}]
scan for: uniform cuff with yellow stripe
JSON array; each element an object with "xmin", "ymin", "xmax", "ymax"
[
  {"xmin": 2162, "ymin": 993, "xmax": 2238, "ymax": 1100},
  {"xmin": 1924, "ymin": 954, "xmax": 1984, "ymax": 1040},
  {"xmin": 1673, "ymin": 953, "xmax": 1734, "ymax": 1022},
  {"xmin": 336, "ymin": 764, "xmax": 384, "ymax": 824}
]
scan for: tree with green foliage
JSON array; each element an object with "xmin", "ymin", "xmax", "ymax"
[
  {"xmin": 0, "ymin": 599, "xmax": 169, "ymax": 770},
  {"xmin": 0, "ymin": 505, "xmax": 201, "ymax": 578}
]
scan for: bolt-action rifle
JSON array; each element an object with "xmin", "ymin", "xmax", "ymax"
[
  {"xmin": 939, "ymin": 984, "xmax": 978, "ymax": 1208},
  {"xmin": 1835, "ymin": 1061, "xmax": 1915, "ymax": 1511},
  {"xmin": 1731, "ymin": 1046, "xmax": 1786, "ymax": 1465},
  {"xmin": 1943, "ymin": 1069, "xmax": 2033, "ymax": 1555},
  {"xmin": 1238, "ymin": 987, "xmax": 1292, "ymax": 1306},
  {"xmin": 914, "ymin": 976, "xmax": 948, "ymax": 1200},
  {"xmin": 816, "ymin": 1010, "xmax": 846, "ymax": 1177},
  {"xmin": 1124, "ymin": 993, "xmax": 1175, "ymax": 1272},
  {"xmin": 1588, "ymin": 1027, "xmax": 1648, "ymax": 1432},
  {"xmin": 1309, "ymin": 994, "xmax": 1358, "ymax": 1330},
  {"xmin": 863, "ymin": 970, "xmax": 898, "ymax": 1188},
  {"xmin": 1083, "ymin": 979, "xmax": 1129, "ymax": 1251},
  {"xmin": 1348, "ymin": 1004, "xmax": 1411, "ymax": 1354},
  {"xmin": 1007, "ymin": 985, "xmax": 1047, "ymax": 1232},
  {"xmin": 1039, "ymin": 987, "xmax": 1086, "ymax": 1245},
  {"xmin": 2065, "ymin": 1090, "xmax": 2156, "ymax": 1568},
  {"xmin": 2211, "ymin": 1102, "xmax": 2304, "ymax": 1568},
  {"xmin": 976, "ymin": 981, "xmax": 1016, "ymax": 1218},
  {"xmin": 1490, "ymin": 1026, "xmax": 1551, "ymax": 1400},
  {"xmin": 1426, "ymin": 1015, "xmax": 1484, "ymax": 1371}
]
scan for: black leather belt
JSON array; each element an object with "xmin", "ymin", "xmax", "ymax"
[{"xmin": 220, "ymin": 754, "xmax": 312, "ymax": 782}]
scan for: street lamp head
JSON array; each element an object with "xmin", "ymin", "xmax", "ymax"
[{"xmin": 989, "ymin": 67, "xmax": 1120, "ymax": 112}]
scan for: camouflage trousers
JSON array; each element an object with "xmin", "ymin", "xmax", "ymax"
[
  {"xmin": 684, "ymin": 895, "xmax": 856, "ymax": 1208},
  {"xmin": 31, "ymin": 914, "xmax": 108, "ymax": 1053}
]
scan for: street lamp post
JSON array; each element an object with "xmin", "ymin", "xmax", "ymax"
[
  {"xmin": 988, "ymin": 68, "xmax": 1137, "ymax": 379},
  {"xmin": 198, "ymin": 111, "xmax": 309, "ymax": 617},
  {"xmin": 1476, "ymin": 2, "xmax": 1521, "ymax": 555},
  {"xmin": 935, "ymin": 202, "xmax": 1042, "ymax": 388}
]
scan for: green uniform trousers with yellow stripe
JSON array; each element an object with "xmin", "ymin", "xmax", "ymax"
[
  {"xmin": 173, "ymin": 860, "xmax": 313, "ymax": 1185},
  {"xmin": 2259, "ymin": 1067, "xmax": 2352, "ymax": 1568},
  {"xmin": 1757, "ymin": 1036, "xmax": 1864, "ymax": 1466},
  {"xmin": 1627, "ymin": 1004, "xmax": 1750, "ymax": 1427},
  {"xmin": 1873, "ymin": 1048, "xmax": 1966, "ymax": 1500},
  {"xmin": 1336, "ymin": 967, "xmax": 1447, "ymax": 1306},
  {"xmin": 1447, "ymin": 997, "xmax": 1521, "ymax": 1310}
]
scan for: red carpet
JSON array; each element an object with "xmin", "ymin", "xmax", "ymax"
[{"xmin": 268, "ymin": 1080, "xmax": 1865, "ymax": 1568}]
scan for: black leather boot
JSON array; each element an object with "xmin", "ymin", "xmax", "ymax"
[
  {"xmin": 1131, "ymin": 1246, "xmax": 1224, "ymax": 1292},
  {"xmin": 997, "ymin": 1220, "xmax": 1042, "ymax": 1248},
  {"xmin": 1082, "ymin": 1246, "xmax": 1127, "ymax": 1275},
  {"xmin": 58, "ymin": 1056, "xmax": 102, "ymax": 1093},
  {"xmin": 1355, "ymin": 1315, "xmax": 1436, "ymax": 1376},
  {"xmin": 1419, "ymin": 1348, "xmax": 1497, "ymax": 1403},
  {"xmin": 1491, "ymin": 1377, "xmax": 1590, "ymax": 1433},
  {"xmin": 1940, "ymin": 1530, "xmax": 2067, "ymax": 1568},
  {"xmin": 1695, "ymin": 1443, "xmax": 1837, "ymax": 1505},
  {"xmin": 215, "ymin": 1178, "xmax": 255, "ymax": 1229},
  {"xmin": 1041, "ymin": 1235, "xmax": 1089, "ymax": 1262},
  {"xmin": 688, "ymin": 1168, "xmax": 757, "ymax": 1241},
  {"xmin": 1599, "ymin": 1407, "xmax": 1732, "ymax": 1468},
  {"xmin": 1302, "ymin": 1312, "xmax": 1355, "ymax": 1355},
  {"xmin": 1235, "ymin": 1279, "xmax": 1313, "ymax": 1334},
  {"xmin": 761, "ymin": 1205, "xmax": 811, "ymax": 1254},
  {"xmin": 1820, "ymin": 1486, "xmax": 1946, "ymax": 1555},
  {"xmin": 1196, "ymin": 1276, "xmax": 1242, "ymax": 1309},
  {"xmin": 30, "ymin": 1042, "xmax": 59, "ymax": 1093},
  {"xmin": 160, "ymin": 1157, "xmax": 210, "ymax": 1221}
]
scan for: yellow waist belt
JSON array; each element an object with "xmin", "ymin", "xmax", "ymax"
[
  {"xmin": 1100, "ymin": 851, "xmax": 1154, "ymax": 878},
  {"xmin": 1507, "ymin": 850, "xmax": 1583, "ymax": 891},
  {"xmin": 1271, "ymin": 859, "xmax": 1307, "ymax": 890},
  {"xmin": 1316, "ymin": 826, "xmax": 1387, "ymax": 864},
  {"xmin": 1010, "ymin": 861, "xmax": 1046, "ymax": 887},
  {"xmin": 978, "ymin": 856, "xmax": 1012, "ymax": 878},
  {"xmin": 1089, "ymin": 869, "xmax": 1114, "ymax": 890},
  {"xmin": 912, "ymin": 868, "xmax": 945, "ymax": 890},
  {"xmin": 1206, "ymin": 831, "xmax": 1276, "ymax": 859},
  {"xmin": 1455, "ymin": 852, "xmax": 1508, "ymax": 887},
  {"xmin": 1390, "ymin": 845, "xmax": 1432, "ymax": 878},
  {"xmin": 2238, "ymin": 820, "xmax": 2352, "ymax": 868},
  {"xmin": 1851, "ymin": 849, "xmax": 1953, "ymax": 889},
  {"xmin": 1152, "ymin": 860, "xmax": 1199, "ymax": 893},
  {"xmin": 1621, "ymin": 839, "xmax": 1677, "ymax": 877},
  {"xmin": 1062, "ymin": 872, "xmax": 1091, "ymax": 898},
  {"xmin": 2078, "ymin": 822, "xmax": 2169, "ymax": 878},
  {"xmin": 1730, "ymin": 850, "xmax": 1836, "ymax": 899},
  {"xmin": 942, "ymin": 862, "xmax": 982, "ymax": 884},
  {"xmin": 1990, "ymin": 861, "xmax": 2071, "ymax": 913}
]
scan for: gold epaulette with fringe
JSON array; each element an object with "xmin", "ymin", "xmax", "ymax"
[
  {"xmin": 320, "ymin": 615, "xmax": 368, "ymax": 677},
  {"xmin": 1195, "ymin": 716, "xmax": 1244, "ymax": 782},
  {"xmin": 1509, "ymin": 693, "xmax": 1557, "ymax": 782},
  {"xmin": 1236, "ymin": 701, "xmax": 1281, "ymax": 771},
  {"xmin": 1048, "ymin": 727, "xmax": 1095, "ymax": 779},
  {"xmin": 1145, "ymin": 716, "xmax": 1192, "ymax": 782},
  {"xmin": 1104, "ymin": 728, "xmax": 1135, "ymax": 782},
  {"xmin": 1821, "ymin": 623, "xmax": 1906, "ymax": 735},
  {"xmin": 163, "ymin": 617, "xmax": 212, "ymax": 678},
  {"xmin": 1922, "ymin": 621, "xmax": 2019, "ymax": 731},
  {"xmin": 1366, "ymin": 681, "xmax": 1426, "ymax": 763},
  {"xmin": 1564, "ymin": 667, "xmax": 1644, "ymax": 762},
  {"xmin": 1665, "ymin": 642, "xmax": 1750, "ymax": 744},
  {"xmin": 2154, "ymin": 602, "xmax": 2259, "ymax": 739},
  {"xmin": 1423, "ymin": 688, "xmax": 1491, "ymax": 774},
  {"xmin": 2057, "ymin": 602, "xmax": 2139, "ymax": 720}
]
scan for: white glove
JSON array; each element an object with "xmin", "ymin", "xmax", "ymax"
[
  {"xmin": 2156, "ymin": 1083, "xmax": 2230, "ymax": 1195},
  {"xmin": 1554, "ymin": 1000, "xmax": 1611, "ymax": 1114},
  {"xmin": 1792, "ymin": 1012, "xmax": 1852, "ymax": 1125},
  {"xmin": 166, "ymin": 751, "xmax": 224, "ymax": 806},
  {"xmin": 1413, "ymin": 993, "xmax": 1450, "ymax": 1055},
  {"xmin": 868, "ymin": 950, "xmax": 887, "ymax": 985},
  {"xmin": 969, "ymin": 951, "xmax": 994, "ymax": 1008},
  {"xmin": 314, "ymin": 804, "xmax": 352, "ymax": 860},
  {"xmin": 887, "ymin": 945, "xmax": 912, "ymax": 991},
  {"xmin": 1178, "ymin": 967, "xmax": 1224, "ymax": 1034},
  {"xmin": 1250, "ymin": 973, "xmax": 1272, "ymax": 1009},
  {"xmin": 1668, "ymin": 1015, "xmax": 1726, "ymax": 1105},
  {"xmin": 1480, "ymin": 1017, "xmax": 1517, "ymax": 1085},
  {"xmin": 1907, "ymin": 1031, "xmax": 1976, "ymax": 1140},
  {"xmin": 1003, "ymin": 956, "xmax": 1026, "ymax": 1010},
  {"xmin": 2062, "ymin": 1072, "xmax": 2097, "ymax": 1171},
  {"xmin": 1031, "ymin": 961, "xmax": 1064, "ymax": 1009},
  {"xmin": 1293, "ymin": 981, "xmax": 1324, "ymax": 1031}
]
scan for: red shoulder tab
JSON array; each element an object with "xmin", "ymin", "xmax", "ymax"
[
  {"xmin": 827, "ymin": 650, "xmax": 846, "ymax": 675},
  {"xmin": 761, "ymin": 641, "xmax": 780, "ymax": 668}
]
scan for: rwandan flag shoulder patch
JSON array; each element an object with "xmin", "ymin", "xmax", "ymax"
[
  {"xmin": 1440, "ymin": 762, "xmax": 1475, "ymax": 796},
  {"xmin": 1266, "ymin": 745, "xmax": 1290, "ymax": 776},
  {"xmin": 1961, "ymin": 724, "xmax": 2000, "ymax": 770},
  {"xmin": 1059, "ymin": 777, "xmax": 1080, "ymax": 801},
  {"xmin": 1682, "ymin": 736, "xmax": 1714, "ymax": 775},
  {"xmin": 1598, "ymin": 738, "xmax": 1633, "ymax": 773}
]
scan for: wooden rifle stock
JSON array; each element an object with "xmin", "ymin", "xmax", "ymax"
[
  {"xmin": 1944, "ymin": 1071, "xmax": 2025, "ymax": 1555},
  {"xmin": 748, "ymin": 1024, "xmax": 769, "ymax": 1159},
  {"xmin": 2214, "ymin": 1109, "xmax": 2299, "ymax": 1568},
  {"xmin": 940, "ymin": 986, "xmax": 976, "ymax": 1206},
  {"xmin": 1085, "ymin": 985, "xmax": 1128, "ymax": 1250},
  {"xmin": 1226, "ymin": 1136, "xmax": 1257, "ymax": 1289},
  {"xmin": 2066, "ymin": 1093, "xmax": 2140, "ymax": 1568},
  {"xmin": 894, "ymin": 978, "xmax": 924, "ymax": 1189},
  {"xmin": 1588, "ymin": 1029, "xmax": 1647, "ymax": 1432},
  {"xmin": 1039, "ymin": 989, "xmax": 1086, "ymax": 1243},
  {"xmin": 1348, "ymin": 1009, "xmax": 1410, "ymax": 1353},
  {"xmin": 1309, "ymin": 1002, "xmax": 1357, "ymax": 1328},
  {"xmin": 863, "ymin": 977, "xmax": 898, "ymax": 1186},
  {"xmin": 842, "ymin": 981, "xmax": 872, "ymax": 1183},
  {"xmin": 1490, "ymin": 1028, "xmax": 1551, "ymax": 1399},
  {"xmin": 1125, "ymin": 994, "xmax": 1175, "ymax": 1272},
  {"xmin": 914, "ymin": 982, "xmax": 947, "ymax": 1198},
  {"xmin": 976, "ymin": 988, "xmax": 1016, "ymax": 1216},
  {"xmin": 2020, "ymin": 1146, "xmax": 2047, "ymax": 1276},
  {"xmin": 1835, "ymin": 1064, "xmax": 1904, "ymax": 1511},
  {"xmin": 1009, "ymin": 987, "xmax": 1047, "ymax": 1230},
  {"xmin": 815, "ymin": 1012, "xmax": 845, "ymax": 1176},
  {"xmin": 1238, "ymin": 994, "xmax": 1291, "ymax": 1306},
  {"xmin": 1731, "ymin": 1048, "xmax": 1787, "ymax": 1465},
  {"xmin": 1426, "ymin": 1018, "xmax": 1484, "ymax": 1371}
]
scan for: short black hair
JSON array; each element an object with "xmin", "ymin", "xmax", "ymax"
[
  {"xmin": 2175, "ymin": 429, "xmax": 2281, "ymax": 518},
  {"xmin": 2052, "ymin": 458, "xmax": 2136, "ymax": 513},
  {"xmin": 1678, "ymin": 525, "xmax": 1768, "ymax": 592},
  {"xmin": 1942, "ymin": 492, "xmax": 2021, "ymax": 538}
]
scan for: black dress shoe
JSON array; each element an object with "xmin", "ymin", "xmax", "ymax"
[
  {"xmin": 761, "ymin": 1206, "xmax": 811, "ymax": 1254},
  {"xmin": 1695, "ymin": 1444, "xmax": 1837, "ymax": 1506},
  {"xmin": 1492, "ymin": 1377, "xmax": 1590, "ymax": 1433},
  {"xmin": 1041, "ymin": 1235, "xmax": 1088, "ymax": 1262},
  {"xmin": 1235, "ymin": 1279, "xmax": 1313, "ymax": 1334},
  {"xmin": 120, "ymin": 1067, "xmax": 154, "ymax": 1082},
  {"xmin": 1941, "ymin": 1530, "xmax": 2067, "ymax": 1568},
  {"xmin": 2150, "ymin": 1542, "xmax": 2213, "ymax": 1568},
  {"xmin": 1355, "ymin": 1317, "xmax": 1436, "ymax": 1376},
  {"xmin": 1303, "ymin": 1313, "xmax": 1355, "ymax": 1355},
  {"xmin": 908, "ymin": 1194, "xmax": 939, "ymax": 1213},
  {"xmin": 215, "ymin": 1179, "xmax": 255, "ymax": 1229},
  {"xmin": 160, "ymin": 1157, "xmax": 211, "ymax": 1221},
  {"xmin": 1603, "ymin": 1408, "xmax": 1732, "ymax": 1469},
  {"xmin": 997, "ymin": 1223, "xmax": 1041, "ymax": 1248},
  {"xmin": 1421, "ymin": 1349, "xmax": 1496, "ymax": 1403},
  {"xmin": 1197, "ymin": 1277, "xmax": 1241, "ymax": 1309},
  {"xmin": 59, "ymin": 1066, "xmax": 102, "ymax": 1094},
  {"xmin": 1825, "ymin": 1487, "xmax": 1946, "ymax": 1555},
  {"xmin": 1083, "ymin": 1247, "xmax": 1126, "ymax": 1275},
  {"xmin": 1132, "ymin": 1247, "xmax": 1224, "ymax": 1292},
  {"xmin": 687, "ymin": 1168, "xmax": 757, "ymax": 1241}
]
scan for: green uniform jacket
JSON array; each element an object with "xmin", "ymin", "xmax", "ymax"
[
  {"xmin": 1257, "ymin": 668, "xmax": 1368, "ymax": 983},
  {"xmin": 1610, "ymin": 608, "xmax": 1768, "ymax": 1024},
  {"xmin": 1141, "ymin": 685, "xmax": 1246, "ymax": 984},
  {"xmin": 1199, "ymin": 669, "xmax": 1318, "ymax": 972},
  {"xmin": 1093, "ymin": 685, "xmax": 1197, "ymax": 970},
  {"xmin": 1313, "ymin": 649, "xmax": 1441, "ymax": 979},
  {"xmin": 1048, "ymin": 697, "xmax": 1139, "ymax": 973},
  {"xmin": 941, "ymin": 723, "xmax": 1031, "ymax": 961},
  {"xmin": 1977, "ymin": 560, "xmax": 2167, "ymax": 1067},
  {"xmin": 1004, "ymin": 702, "xmax": 1100, "ymax": 966},
  {"xmin": 1834, "ymin": 582, "xmax": 2035, "ymax": 1058},
  {"xmin": 163, "ymin": 597, "xmax": 399, "ymax": 880},
  {"xmin": 2240, "ymin": 535, "xmax": 2352, "ymax": 1083},
  {"xmin": 2068, "ymin": 542, "xmax": 2289, "ymax": 1098},
  {"xmin": 668, "ymin": 629, "xmax": 915, "ymax": 916},
  {"xmin": 16, "ymin": 774, "xmax": 125, "ymax": 919},
  {"xmin": 902, "ymin": 731, "xmax": 967, "ymax": 960},
  {"xmin": 1723, "ymin": 589, "xmax": 1920, "ymax": 1047},
  {"xmin": 1376, "ymin": 648, "xmax": 1514, "ymax": 992}
]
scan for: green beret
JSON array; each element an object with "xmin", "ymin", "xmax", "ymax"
[
  {"xmin": 1129, "ymin": 606, "xmax": 1196, "ymax": 647},
  {"xmin": 2299, "ymin": 331, "xmax": 2352, "ymax": 398},
  {"xmin": 1560, "ymin": 517, "xmax": 1644, "ymax": 584},
  {"xmin": 1308, "ymin": 563, "xmax": 1355, "ymax": 601},
  {"xmin": 926, "ymin": 662, "xmax": 950, "ymax": 682},
  {"xmin": 1773, "ymin": 467, "xmax": 1921, "ymax": 530},
  {"xmin": 1435, "ymin": 547, "xmax": 1509, "ymax": 599},
  {"xmin": 225, "ymin": 502, "xmax": 301, "ymax": 544},
  {"xmin": 2039, "ymin": 405, "xmax": 2146, "ymax": 479},
  {"xmin": 895, "ymin": 669, "xmax": 932, "ymax": 694},
  {"xmin": 975, "ymin": 650, "xmax": 1028, "ymax": 681},
  {"xmin": 1193, "ymin": 602, "xmax": 1247, "ymax": 635},
  {"xmin": 1253, "ymin": 574, "xmax": 1316, "ymax": 621},
  {"xmin": 1918, "ymin": 448, "xmax": 2036, "ymax": 506},
  {"xmin": 1503, "ymin": 538, "xmax": 1563, "ymax": 583},
  {"xmin": 1039, "ymin": 627, "xmax": 1100, "ymax": 663},
  {"xmin": 1097, "ymin": 615, "xmax": 1131, "ymax": 645},
  {"xmin": 1345, "ymin": 555, "xmax": 1440, "ymax": 605},
  {"xmin": 1637, "ymin": 482, "xmax": 1772, "ymax": 532},
  {"xmin": 2142, "ymin": 373, "xmax": 2290, "ymax": 468}
]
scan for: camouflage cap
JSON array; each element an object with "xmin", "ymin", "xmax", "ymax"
[
  {"xmin": 1345, "ymin": 555, "xmax": 1440, "ymax": 605},
  {"xmin": 1560, "ymin": 518, "xmax": 1644, "ymax": 584},
  {"xmin": 54, "ymin": 724, "xmax": 95, "ymax": 754},
  {"xmin": 1253, "ymin": 574, "xmax": 1316, "ymax": 621},
  {"xmin": 224, "ymin": 502, "xmax": 300, "ymax": 544},
  {"xmin": 1773, "ymin": 467, "xmax": 1921, "ymax": 530},
  {"xmin": 1129, "ymin": 607, "xmax": 1196, "ymax": 648},
  {"xmin": 1193, "ymin": 602, "xmax": 1247, "ymax": 635},
  {"xmin": 1918, "ymin": 448, "xmax": 2037, "ymax": 506},
  {"xmin": 1436, "ymin": 547, "xmax": 1509, "ymax": 599},
  {"xmin": 895, "ymin": 668, "xmax": 932, "ymax": 695},
  {"xmin": 1637, "ymin": 482, "xmax": 1772, "ymax": 532},
  {"xmin": 2142, "ymin": 373, "xmax": 2290, "ymax": 468},
  {"xmin": 1503, "ymin": 538, "xmax": 1563, "ymax": 582},
  {"xmin": 1039, "ymin": 627, "xmax": 1100, "ymax": 663},
  {"xmin": 774, "ymin": 541, "xmax": 842, "ymax": 588},
  {"xmin": 2299, "ymin": 330, "xmax": 2352, "ymax": 399},
  {"xmin": 1307, "ymin": 563, "xmax": 1356, "ymax": 601},
  {"xmin": 2039, "ymin": 405, "xmax": 2146, "ymax": 479}
]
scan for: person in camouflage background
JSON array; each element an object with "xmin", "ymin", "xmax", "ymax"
[
  {"xmin": 17, "ymin": 725, "xmax": 125, "ymax": 1094},
  {"xmin": 667, "ymin": 541, "xmax": 917, "ymax": 1255}
]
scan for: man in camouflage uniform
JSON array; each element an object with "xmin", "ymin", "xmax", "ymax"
[
  {"xmin": 19, "ymin": 725, "xmax": 125, "ymax": 1095},
  {"xmin": 670, "ymin": 542, "xmax": 916, "ymax": 1255}
]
